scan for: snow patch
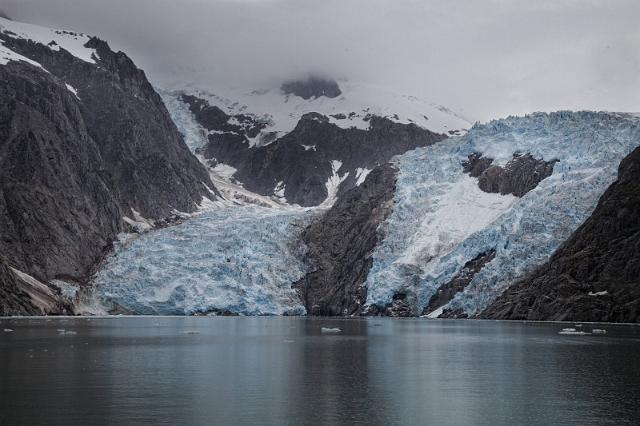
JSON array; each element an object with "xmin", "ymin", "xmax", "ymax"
[
  {"xmin": 168, "ymin": 81, "xmax": 470, "ymax": 145},
  {"xmin": 355, "ymin": 167, "xmax": 372, "ymax": 186},
  {"xmin": 274, "ymin": 181, "xmax": 286, "ymax": 198},
  {"xmin": 212, "ymin": 163, "xmax": 237, "ymax": 179},
  {"xmin": 123, "ymin": 209, "xmax": 154, "ymax": 232},
  {"xmin": 0, "ymin": 40, "xmax": 47, "ymax": 70},
  {"xmin": 322, "ymin": 160, "xmax": 349, "ymax": 207},
  {"xmin": 425, "ymin": 306, "xmax": 444, "ymax": 319},
  {"xmin": 65, "ymin": 83, "xmax": 79, "ymax": 99}
]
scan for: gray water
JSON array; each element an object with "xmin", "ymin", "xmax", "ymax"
[{"xmin": 1, "ymin": 317, "xmax": 639, "ymax": 426}]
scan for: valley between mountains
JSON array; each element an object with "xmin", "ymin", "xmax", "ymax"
[{"xmin": 1, "ymin": 16, "xmax": 639, "ymax": 322}]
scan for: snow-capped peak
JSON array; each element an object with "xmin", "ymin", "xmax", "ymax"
[
  {"xmin": 0, "ymin": 16, "xmax": 98, "ymax": 64},
  {"xmin": 171, "ymin": 79, "xmax": 471, "ymax": 143}
]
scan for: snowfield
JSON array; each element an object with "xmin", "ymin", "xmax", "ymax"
[
  {"xmin": 365, "ymin": 111, "xmax": 640, "ymax": 315},
  {"xmin": 0, "ymin": 16, "xmax": 98, "ymax": 64},
  {"xmin": 169, "ymin": 81, "xmax": 471, "ymax": 146}
]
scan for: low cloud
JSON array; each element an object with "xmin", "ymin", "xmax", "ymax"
[{"xmin": 3, "ymin": 0, "xmax": 639, "ymax": 121}]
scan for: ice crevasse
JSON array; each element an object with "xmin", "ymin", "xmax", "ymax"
[
  {"xmin": 365, "ymin": 111, "xmax": 640, "ymax": 316},
  {"xmin": 93, "ymin": 206, "xmax": 311, "ymax": 315}
]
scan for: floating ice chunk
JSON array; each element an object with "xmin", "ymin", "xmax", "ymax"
[
  {"xmin": 558, "ymin": 330, "xmax": 590, "ymax": 335},
  {"xmin": 321, "ymin": 327, "xmax": 342, "ymax": 334}
]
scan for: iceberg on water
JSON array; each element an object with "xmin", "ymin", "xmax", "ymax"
[
  {"xmin": 365, "ymin": 111, "xmax": 640, "ymax": 316},
  {"xmin": 559, "ymin": 329, "xmax": 590, "ymax": 336}
]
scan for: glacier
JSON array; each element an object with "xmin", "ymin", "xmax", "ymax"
[
  {"xmin": 91, "ymin": 92, "xmax": 315, "ymax": 315},
  {"xmin": 365, "ymin": 111, "xmax": 640, "ymax": 316},
  {"xmin": 91, "ymin": 104, "xmax": 640, "ymax": 317},
  {"xmin": 93, "ymin": 206, "xmax": 311, "ymax": 315}
]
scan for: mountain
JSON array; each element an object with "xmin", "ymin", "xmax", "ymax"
[
  {"xmin": 293, "ymin": 164, "xmax": 398, "ymax": 315},
  {"xmin": 0, "ymin": 17, "xmax": 216, "ymax": 314},
  {"xmin": 172, "ymin": 78, "xmax": 469, "ymax": 206},
  {"xmin": 361, "ymin": 112, "xmax": 640, "ymax": 318},
  {"xmin": 481, "ymin": 144, "xmax": 640, "ymax": 322},
  {"xmin": 90, "ymin": 109, "xmax": 640, "ymax": 321}
]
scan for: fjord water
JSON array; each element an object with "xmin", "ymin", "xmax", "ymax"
[{"xmin": 1, "ymin": 318, "xmax": 639, "ymax": 426}]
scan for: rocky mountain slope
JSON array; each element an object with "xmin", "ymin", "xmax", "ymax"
[
  {"xmin": 173, "ymin": 78, "xmax": 469, "ymax": 206},
  {"xmin": 481, "ymin": 144, "xmax": 640, "ymax": 322},
  {"xmin": 293, "ymin": 164, "xmax": 397, "ymax": 316},
  {"xmin": 90, "ymin": 109, "xmax": 640, "ymax": 322},
  {"xmin": 0, "ymin": 18, "xmax": 215, "ymax": 314},
  {"xmin": 363, "ymin": 112, "xmax": 640, "ymax": 318}
]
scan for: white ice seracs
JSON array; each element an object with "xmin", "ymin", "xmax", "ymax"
[
  {"xmin": 365, "ymin": 111, "xmax": 640, "ymax": 316},
  {"xmin": 93, "ymin": 206, "xmax": 312, "ymax": 315}
]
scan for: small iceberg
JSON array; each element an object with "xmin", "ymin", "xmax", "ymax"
[
  {"xmin": 592, "ymin": 329, "xmax": 607, "ymax": 334},
  {"xmin": 321, "ymin": 327, "xmax": 342, "ymax": 334},
  {"xmin": 3, "ymin": 328, "xmax": 13, "ymax": 332},
  {"xmin": 558, "ymin": 328, "xmax": 590, "ymax": 335}
]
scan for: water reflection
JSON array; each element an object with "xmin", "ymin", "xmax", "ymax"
[{"xmin": 1, "ymin": 317, "xmax": 640, "ymax": 425}]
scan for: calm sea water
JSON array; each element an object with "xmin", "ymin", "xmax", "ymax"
[{"xmin": 1, "ymin": 317, "xmax": 639, "ymax": 426}]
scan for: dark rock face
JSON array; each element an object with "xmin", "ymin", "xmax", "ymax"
[
  {"xmin": 293, "ymin": 164, "xmax": 397, "ymax": 316},
  {"xmin": 281, "ymin": 76, "xmax": 342, "ymax": 99},
  {"xmin": 423, "ymin": 249, "xmax": 496, "ymax": 316},
  {"xmin": 0, "ymin": 32, "xmax": 214, "ymax": 299},
  {"xmin": 183, "ymin": 95, "xmax": 446, "ymax": 206},
  {"xmin": 481, "ymin": 145, "xmax": 640, "ymax": 322},
  {"xmin": 463, "ymin": 152, "xmax": 557, "ymax": 197},
  {"xmin": 439, "ymin": 308, "xmax": 469, "ymax": 319},
  {"xmin": 0, "ymin": 256, "xmax": 39, "ymax": 316},
  {"xmin": 366, "ymin": 292, "xmax": 418, "ymax": 317}
]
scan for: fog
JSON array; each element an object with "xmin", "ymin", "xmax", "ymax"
[{"xmin": 2, "ymin": 0, "xmax": 639, "ymax": 121}]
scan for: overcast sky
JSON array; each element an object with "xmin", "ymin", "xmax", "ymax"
[{"xmin": 2, "ymin": 0, "xmax": 639, "ymax": 121}]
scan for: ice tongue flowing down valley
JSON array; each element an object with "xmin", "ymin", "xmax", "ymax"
[
  {"xmin": 91, "ymin": 92, "xmax": 313, "ymax": 315},
  {"xmin": 93, "ymin": 206, "xmax": 310, "ymax": 315},
  {"xmin": 365, "ymin": 111, "xmax": 640, "ymax": 316}
]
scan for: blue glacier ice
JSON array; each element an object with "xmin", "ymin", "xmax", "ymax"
[
  {"xmin": 365, "ymin": 111, "xmax": 640, "ymax": 316},
  {"xmin": 91, "ymin": 92, "xmax": 314, "ymax": 315},
  {"xmin": 94, "ymin": 206, "xmax": 312, "ymax": 315}
]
